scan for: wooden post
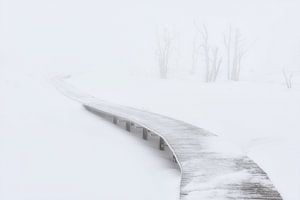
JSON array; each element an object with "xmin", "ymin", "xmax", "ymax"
[
  {"xmin": 159, "ymin": 137, "xmax": 165, "ymax": 150},
  {"xmin": 142, "ymin": 128, "xmax": 148, "ymax": 140},
  {"xmin": 113, "ymin": 116, "xmax": 117, "ymax": 124},
  {"xmin": 125, "ymin": 121, "xmax": 131, "ymax": 132},
  {"xmin": 173, "ymin": 155, "xmax": 177, "ymax": 163}
]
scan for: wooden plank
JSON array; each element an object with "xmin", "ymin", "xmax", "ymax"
[
  {"xmin": 112, "ymin": 116, "xmax": 117, "ymax": 124},
  {"xmin": 125, "ymin": 121, "xmax": 131, "ymax": 132},
  {"xmin": 142, "ymin": 128, "xmax": 148, "ymax": 140},
  {"xmin": 83, "ymin": 103, "xmax": 283, "ymax": 200},
  {"xmin": 159, "ymin": 137, "xmax": 165, "ymax": 151}
]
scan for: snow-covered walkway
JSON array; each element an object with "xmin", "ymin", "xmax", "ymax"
[{"xmin": 54, "ymin": 77, "xmax": 282, "ymax": 200}]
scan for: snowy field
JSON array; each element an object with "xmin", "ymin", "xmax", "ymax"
[
  {"xmin": 0, "ymin": 72, "xmax": 180, "ymax": 200},
  {"xmin": 1, "ymin": 69, "xmax": 299, "ymax": 200},
  {"xmin": 1, "ymin": 0, "xmax": 300, "ymax": 199},
  {"xmin": 68, "ymin": 70, "xmax": 300, "ymax": 200}
]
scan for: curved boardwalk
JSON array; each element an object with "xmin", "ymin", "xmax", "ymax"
[{"xmin": 53, "ymin": 78, "xmax": 282, "ymax": 200}]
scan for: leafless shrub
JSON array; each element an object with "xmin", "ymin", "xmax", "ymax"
[
  {"xmin": 156, "ymin": 28, "xmax": 172, "ymax": 79},
  {"xmin": 190, "ymin": 34, "xmax": 201, "ymax": 74},
  {"xmin": 194, "ymin": 24, "xmax": 222, "ymax": 82},
  {"xmin": 224, "ymin": 26, "xmax": 247, "ymax": 81},
  {"xmin": 283, "ymin": 69, "xmax": 293, "ymax": 88}
]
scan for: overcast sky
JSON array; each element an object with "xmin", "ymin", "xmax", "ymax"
[{"xmin": 0, "ymin": 0, "xmax": 300, "ymax": 76}]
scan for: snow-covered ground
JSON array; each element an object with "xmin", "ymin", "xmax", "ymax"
[
  {"xmin": 1, "ymin": 69, "xmax": 299, "ymax": 200},
  {"xmin": 68, "ymin": 70, "xmax": 300, "ymax": 200},
  {"xmin": 1, "ymin": 0, "xmax": 300, "ymax": 199},
  {"xmin": 0, "ymin": 72, "xmax": 180, "ymax": 200}
]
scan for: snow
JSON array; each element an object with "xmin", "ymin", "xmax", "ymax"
[
  {"xmin": 1, "ymin": 70, "xmax": 299, "ymax": 200},
  {"xmin": 0, "ymin": 72, "xmax": 180, "ymax": 200},
  {"xmin": 68, "ymin": 71, "xmax": 300, "ymax": 200},
  {"xmin": 1, "ymin": 0, "xmax": 300, "ymax": 199}
]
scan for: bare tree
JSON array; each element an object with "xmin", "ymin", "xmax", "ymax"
[
  {"xmin": 156, "ymin": 29, "xmax": 172, "ymax": 79},
  {"xmin": 190, "ymin": 34, "xmax": 201, "ymax": 74},
  {"xmin": 210, "ymin": 47, "xmax": 222, "ymax": 82},
  {"xmin": 224, "ymin": 26, "xmax": 232, "ymax": 80},
  {"xmin": 200, "ymin": 25, "xmax": 211, "ymax": 82},
  {"xmin": 194, "ymin": 24, "xmax": 222, "ymax": 82},
  {"xmin": 283, "ymin": 69, "xmax": 293, "ymax": 88},
  {"xmin": 224, "ymin": 27, "xmax": 247, "ymax": 81}
]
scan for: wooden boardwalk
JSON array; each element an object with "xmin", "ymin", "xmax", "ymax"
[
  {"xmin": 53, "ymin": 78, "xmax": 282, "ymax": 200},
  {"xmin": 83, "ymin": 102, "xmax": 282, "ymax": 200}
]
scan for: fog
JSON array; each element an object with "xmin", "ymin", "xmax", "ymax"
[{"xmin": 1, "ymin": 0, "xmax": 300, "ymax": 78}]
